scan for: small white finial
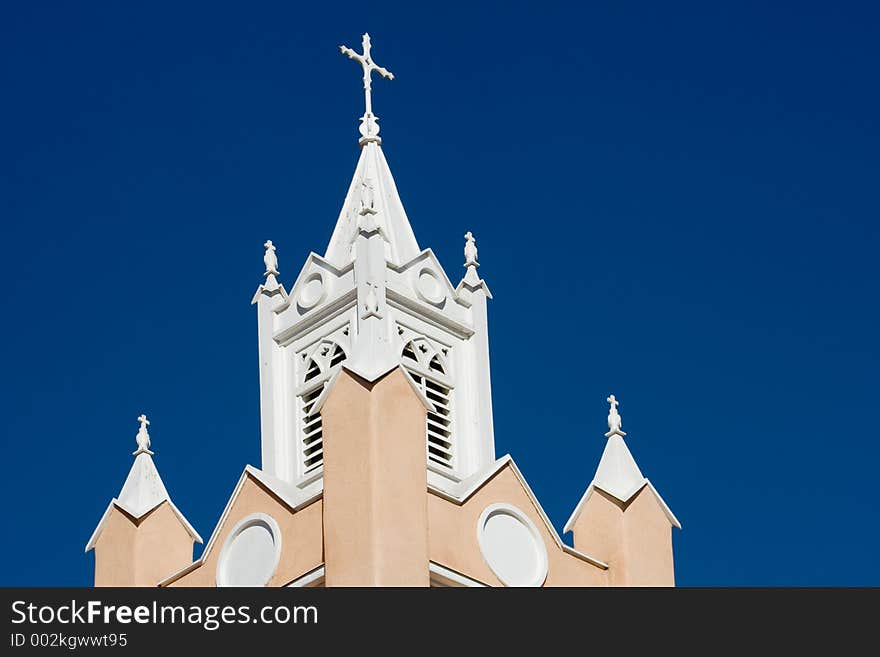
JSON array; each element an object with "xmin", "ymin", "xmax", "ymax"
[
  {"xmin": 606, "ymin": 394, "xmax": 624, "ymax": 435},
  {"xmin": 464, "ymin": 231, "xmax": 479, "ymax": 267},
  {"xmin": 263, "ymin": 240, "xmax": 279, "ymax": 277},
  {"xmin": 134, "ymin": 413, "xmax": 153, "ymax": 455},
  {"xmin": 340, "ymin": 33, "xmax": 394, "ymax": 143}
]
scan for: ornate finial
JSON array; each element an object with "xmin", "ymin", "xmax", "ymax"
[
  {"xmin": 464, "ymin": 231, "xmax": 479, "ymax": 268},
  {"xmin": 134, "ymin": 413, "xmax": 153, "ymax": 455},
  {"xmin": 263, "ymin": 240, "xmax": 279, "ymax": 277},
  {"xmin": 339, "ymin": 33, "xmax": 394, "ymax": 144},
  {"xmin": 606, "ymin": 395, "xmax": 624, "ymax": 436}
]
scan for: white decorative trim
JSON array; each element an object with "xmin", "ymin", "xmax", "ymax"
[
  {"xmin": 296, "ymin": 272, "xmax": 326, "ymax": 311},
  {"xmin": 414, "ymin": 267, "xmax": 446, "ymax": 306},
  {"xmin": 274, "ymin": 289, "xmax": 358, "ymax": 346},
  {"xmin": 283, "ymin": 563, "xmax": 487, "ymax": 588},
  {"xmin": 429, "ymin": 562, "xmax": 487, "ymax": 587},
  {"xmin": 477, "ymin": 503, "xmax": 549, "ymax": 587},
  {"xmin": 216, "ymin": 513, "xmax": 282, "ymax": 587},
  {"xmin": 385, "ymin": 286, "xmax": 474, "ymax": 339},
  {"xmin": 563, "ymin": 479, "xmax": 682, "ymax": 535},
  {"xmin": 85, "ymin": 497, "xmax": 202, "ymax": 553},
  {"xmin": 286, "ymin": 565, "xmax": 326, "ymax": 587},
  {"xmin": 274, "ymin": 252, "xmax": 353, "ymax": 314}
]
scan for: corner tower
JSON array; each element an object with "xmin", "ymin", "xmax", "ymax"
[
  {"xmin": 253, "ymin": 33, "xmax": 496, "ymax": 497},
  {"xmin": 85, "ymin": 415, "xmax": 202, "ymax": 586}
]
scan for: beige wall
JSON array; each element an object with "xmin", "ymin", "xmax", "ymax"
[
  {"xmin": 321, "ymin": 367, "xmax": 430, "ymax": 586},
  {"xmin": 94, "ymin": 502, "xmax": 194, "ymax": 587},
  {"xmin": 429, "ymin": 465, "xmax": 607, "ymax": 587},
  {"xmin": 165, "ymin": 476, "xmax": 324, "ymax": 587},
  {"xmin": 571, "ymin": 486, "xmax": 675, "ymax": 586}
]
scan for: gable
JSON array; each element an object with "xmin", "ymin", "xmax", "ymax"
[
  {"xmin": 427, "ymin": 458, "xmax": 607, "ymax": 587},
  {"xmin": 160, "ymin": 469, "xmax": 323, "ymax": 587}
]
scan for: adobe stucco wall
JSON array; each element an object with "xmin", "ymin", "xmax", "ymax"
[
  {"xmin": 572, "ymin": 486, "xmax": 674, "ymax": 586},
  {"xmin": 321, "ymin": 367, "xmax": 430, "ymax": 586},
  {"xmin": 94, "ymin": 502, "xmax": 193, "ymax": 587},
  {"xmin": 165, "ymin": 477, "xmax": 323, "ymax": 587},
  {"xmin": 428, "ymin": 465, "xmax": 607, "ymax": 587}
]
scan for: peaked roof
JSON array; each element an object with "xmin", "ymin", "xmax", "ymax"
[
  {"xmin": 323, "ymin": 141, "xmax": 421, "ymax": 267},
  {"xmin": 592, "ymin": 433, "xmax": 646, "ymax": 501},
  {"xmin": 85, "ymin": 452, "xmax": 202, "ymax": 552},
  {"xmin": 117, "ymin": 452, "xmax": 171, "ymax": 518},
  {"xmin": 563, "ymin": 430, "xmax": 681, "ymax": 533}
]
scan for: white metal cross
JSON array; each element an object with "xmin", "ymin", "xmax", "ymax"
[{"xmin": 339, "ymin": 33, "xmax": 394, "ymax": 133}]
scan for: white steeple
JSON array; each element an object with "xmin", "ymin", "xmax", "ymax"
[
  {"xmin": 592, "ymin": 395, "xmax": 645, "ymax": 500},
  {"xmin": 564, "ymin": 396, "xmax": 680, "ymax": 534},
  {"xmin": 252, "ymin": 33, "xmax": 497, "ymax": 491},
  {"xmin": 86, "ymin": 415, "xmax": 202, "ymax": 551},
  {"xmin": 323, "ymin": 140, "xmax": 422, "ymax": 267},
  {"xmin": 326, "ymin": 33, "xmax": 420, "ymax": 267}
]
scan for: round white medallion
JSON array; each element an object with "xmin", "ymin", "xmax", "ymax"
[
  {"xmin": 415, "ymin": 268, "xmax": 446, "ymax": 306},
  {"xmin": 477, "ymin": 504, "xmax": 548, "ymax": 587},
  {"xmin": 297, "ymin": 273, "xmax": 325, "ymax": 311},
  {"xmin": 216, "ymin": 513, "xmax": 282, "ymax": 587}
]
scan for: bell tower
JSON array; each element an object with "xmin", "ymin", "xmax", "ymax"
[{"xmin": 252, "ymin": 33, "xmax": 497, "ymax": 499}]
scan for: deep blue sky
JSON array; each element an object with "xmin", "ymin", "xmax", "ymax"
[{"xmin": 1, "ymin": 2, "xmax": 877, "ymax": 586}]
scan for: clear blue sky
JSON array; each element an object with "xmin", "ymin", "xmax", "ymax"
[{"xmin": 1, "ymin": 2, "xmax": 877, "ymax": 586}]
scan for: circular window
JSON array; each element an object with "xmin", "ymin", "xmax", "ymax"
[
  {"xmin": 415, "ymin": 268, "xmax": 446, "ymax": 306},
  {"xmin": 216, "ymin": 513, "xmax": 282, "ymax": 587},
  {"xmin": 477, "ymin": 504, "xmax": 548, "ymax": 587},
  {"xmin": 297, "ymin": 272, "xmax": 325, "ymax": 311}
]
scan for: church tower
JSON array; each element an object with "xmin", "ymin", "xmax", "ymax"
[
  {"xmin": 252, "ymin": 32, "xmax": 496, "ymax": 499},
  {"xmin": 88, "ymin": 33, "xmax": 681, "ymax": 588},
  {"xmin": 85, "ymin": 416, "xmax": 202, "ymax": 586}
]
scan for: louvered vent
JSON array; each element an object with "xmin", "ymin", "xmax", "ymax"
[
  {"xmin": 298, "ymin": 343, "xmax": 347, "ymax": 474},
  {"xmin": 401, "ymin": 340, "xmax": 455, "ymax": 470}
]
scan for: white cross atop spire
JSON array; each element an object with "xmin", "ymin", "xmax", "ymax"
[{"xmin": 340, "ymin": 33, "xmax": 395, "ymax": 143}]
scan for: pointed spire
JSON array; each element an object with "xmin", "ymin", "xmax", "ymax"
[
  {"xmin": 564, "ymin": 395, "xmax": 681, "ymax": 534},
  {"xmin": 593, "ymin": 395, "xmax": 644, "ymax": 501},
  {"xmin": 86, "ymin": 414, "xmax": 202, "ymax": 552},
  {"xmin": 323, "ymin": 138, "xmax": 421, "ymax": 267},
  {"xmin": 119, "ymin": 413, "xmax": 170, "ymax": 516}
]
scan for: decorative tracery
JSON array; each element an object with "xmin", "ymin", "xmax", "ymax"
[{"xmin": 398, "ymin": 332, "xmax": 455, "ymax": 471}]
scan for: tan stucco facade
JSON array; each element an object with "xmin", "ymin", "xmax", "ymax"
[
  {"xmin": 321, "ymin": 367, "xmax": 430, "ymax": 586},
  {"xmin": 428, "ymin": 465, "xmax": 607, "ymax": 586},
  {"xmin": 93, "ymin": 502, "xmax": 195, "ymax": 587},
  {"xmin": 165, "ymin": 476, "xmax": 324, "ymax": 587},
  {"xmin": 92, "ymin": 366, "xmax": 677, "ymax": 588},
  {"xmin": 570, "ymin": 486, "xmax": 675, "ymax": 586}
]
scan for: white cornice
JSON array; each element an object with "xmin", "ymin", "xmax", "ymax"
[
  {"xmin": 563, "ymin": 479, "xmax": 682, "ymax": 535},
  {"xmin": 273, "ymin": 289, "xmax": 358, "ymax": 346},
  {"xmin": 85, "ymin": 498, "xmax": 202, "ymax": 553},
  {"xmin": 386, "ymin": 286, "xmax": 474, "ymax": 339}
]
